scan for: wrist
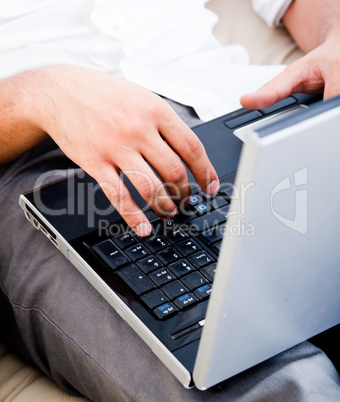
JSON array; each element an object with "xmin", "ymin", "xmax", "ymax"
[
  {"xmin": 283, "ymin": 0, "xmax": 340, "ymax": 52},
  {"xmin": 19, "ymin": 67, "xmax": 55, "ymax": 137},
  {"xmin": 0, "ymin": 70, "xmax": 48, "ymax": 163}
]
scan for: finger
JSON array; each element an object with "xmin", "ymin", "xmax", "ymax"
[
  {"xmin": 158, "ymin": 108, "xmax": 220, "ymax": 196},
  {"xmin": 323, "ymin": 60, "xmax": 340, "ymax": 100},
  {"xmin": 119, "ymin": 153, "xmax": 179, "ymax": 219},
  {"xmin": 142, "ymin": 137, "xmax": 192, "ymax": 206},
  {"xmin": 93, "ymin": 164, "xmax": 152, "ymax": 237},
  {"xmin": 239, "ymin": 55, "xmax": 327, "ymax": 110},
  {"xmin": 240, "ymin": 65, "xmax": 304, "ymax": 110}
]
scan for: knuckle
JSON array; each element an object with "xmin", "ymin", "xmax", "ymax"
[
  {"xmin": 151, "ymin": 95, "xmax": 170, "ymax": 115},
  {"xmin": 160, "ymin": 198, "xmax": 176, "ymax": 211},
  {"xmin": 144, "ymin": 94, "xmax": 167, "ymax": 120},
  {"xmin": 109, "ymin": 187, "xmax": 130, "ymax": 207},
  {"xmin": 167, "ymin": 161, "xmax": 187, "ymax": 184},
  {"xmin": 93, "ymin": 167, "xmax": 137, "ymax": 216},
  {"xmin": 195, "ymin": 165, "xmax": 211, "ymax": 182},
  {"xmin": 183, "ymin": 136, "xmax": 204, "ymax": 163},
  {"xmin": 152, "ymin": 99, "xmax": 165, "ymax": 117},
  {"xmin": 153, "ymin": 197, "xmax": 175, "ymax": 216},
  {"xmin": 139, "ymin": 177, "xmax": 158, "ymax": 201}
]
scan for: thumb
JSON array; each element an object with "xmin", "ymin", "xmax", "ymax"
[
  {"xmin": 240, "ymin": 59, "xmax": 311, "ymax": 110},
  {"xmin": 323, "ymin": 61, "xmax": 340, "ymax": 100}
]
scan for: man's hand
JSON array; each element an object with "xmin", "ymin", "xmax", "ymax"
[
  {"xmin": 241, "ymin": 0, "xmax": 340, "ymax": 110},
  {"xmin": 240, "ymin": 34, "xmax": 340, "ymax": 109},
  {"xmin": 0, "ymin": 65, "xmax": 219, "ymax": 236}
]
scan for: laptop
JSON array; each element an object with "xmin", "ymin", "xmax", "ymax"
[{"xmin": 19, "ymin": 93, "xmax": 340, "ymax": 390}]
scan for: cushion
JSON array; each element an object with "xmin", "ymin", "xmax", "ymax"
[{"xmin": 0, "ymin": 341, "xmax": 88, "ymax": 401}]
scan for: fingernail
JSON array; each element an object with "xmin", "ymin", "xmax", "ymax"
[
  {"xmin": 166, "ymin": 207, "xmax": 178, "ymax": 220},
  {"xmin": 136, "ymin": 222, "xmax": 152, "ymax": 237},
  {"xmin": 184, "ymin": 197, "xmax": 191, "ymax": 207},
  {"xmin": 206, "ymin": 179, "xmax": 220, "ymax": 195}
]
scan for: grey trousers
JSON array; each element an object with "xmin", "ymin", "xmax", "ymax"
[{"xmin": 1, "ymin": 100, "xmax": 340, "ymax": 402}]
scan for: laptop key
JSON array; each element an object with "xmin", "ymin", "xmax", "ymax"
[
  {"xmin": 144, "ymin": 235, "xmax": 170, "ymax": 253},
  {"xmin": 174, "ymin": 293, "xmax": 198, "ymax": 310},
  {"xmin": 200, "ymin": 263, "xmax": 217, "ymax": 282},
  {"xmin": 149, "ymin": 268, "xmax": 175, "ymax": 287},
  {"xmin": 209, "ymin": 196, "xmax": 229, "ymax": 209},
  {"xmin": 153, "ymin": 302, "xmax": 179, "ymax": 320},
  {"xmin": 188, "ymin": 205, "xmax": 230, "ymax": 233},
  {"xmin": 177, "ymin": 208, "xmax": 197, "ymax": 222},
  {"xmin": 218, "ymin": 186, "xmax": 234, "ymax": 199},
  {"xmin": 125, "ymin": 243, "xmax": 150, "ymax": 261},
  {"xmin": 169, "ymin": 226, "xmax": 189, "ymax": 242},
  {"xmin": 259, "ymin": 96, "xmax": 297, "ymax": 115},
  {"xmin": 157, "ymin": 247, "xmax": 182, "ymax": 265},
  {"xmin": 152, "ymin": 220, "xmax": 188, "ymax": 243},
  {"xmin": 201, "ymin": 225, "xmax": 225, "ymax": 246},
  {"xmin": 141, "ymin": 289, "xmax": 169, "ymax": 310},
  {"xmin": 93, "ymin": 239, "xmax": 130, "ymax": 270},
  {"xmin": 224, "ymin": 110, "xmax": 262, "ymax": 129},
  {"xmin": 117, "ymin": 264, "xmax": 155, "ymax": 295},
  {"xmin": 168, "ymin": 259, "xmax": 195, "ymax": 277},
  {"xmin": 181, "ymin": 272, "xmax": 208, "ymax": 291},
  {"xmin": 112, "ymin": 232, "xmax": 137, "ymax": 249},
  {"xmin": 194, "ymin": 284, "xmax": 213, "ymax": 300},
  {"xmin": 212, "ymin": 242, "xmax": 222, "ymax": 255},
  {"xmin": 200, "ymin": 191, "xmax": 214, "ymax": 200},
  {"xmin": 188, "ymin": 194, "xmax": 203, "ymax": 206},
  {"xmin": 188, "ymin": 251, "xmax": 215, "ymax": 269},
  {"xmin": 161, "ymin": 280, "xmax": 189, "ymax": 300},
  {"xmin": 176, "ymin": 239, "xmax": 201, "ymax": 255},
  {"xmin": 137, "ymin": 256, "xmax": 163, "ymax": 274},
  {"xmin": 194, "ymin": 203, "xmax": 212, "ymax": 216}
]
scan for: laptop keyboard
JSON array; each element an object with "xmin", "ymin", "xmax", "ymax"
[{"xmin": 92, "ymin": 190, "xmax": 230, "ymax": 320}]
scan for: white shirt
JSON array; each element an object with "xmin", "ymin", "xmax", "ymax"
[
  {"xmin": 252, "ymin": 0, "xmax": 293, "ymax": 27},
  {"xmin": 0, "ymin": 0, "xmax": 292, "ymax": 120}
]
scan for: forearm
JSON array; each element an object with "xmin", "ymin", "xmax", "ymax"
[
  {"xmin": 241, "ymin": 0, "xmax": 340, "ymax": 108},
  {"xmin": 0, "ymin": 71, "xmax": 47, "ymax": 165},
  {"xmin": 283, "ymin": 0, "xmax": 340, "ymax": 53}
]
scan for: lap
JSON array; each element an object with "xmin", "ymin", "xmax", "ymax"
[{"xmin": 1, "ymin": 127, "xmax": 340, "ymax": 402}]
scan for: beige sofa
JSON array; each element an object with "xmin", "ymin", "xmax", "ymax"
[{"xmin": 0, "ymin": 0, "xmax": 302, "ymax": 400}]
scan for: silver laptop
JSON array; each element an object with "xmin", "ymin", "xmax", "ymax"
[{"xmin": 19, "ymin": 94, "xmax": 340, "ymax": 390}]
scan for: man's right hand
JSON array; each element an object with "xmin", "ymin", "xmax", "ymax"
[{"xmin": 0, "ymin": 65, "xmax": 219, "ymax": 236}]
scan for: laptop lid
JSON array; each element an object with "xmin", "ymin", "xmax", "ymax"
[{"xmin": 193, "ymin": 96, "xmax": 340, "ymax": 389}]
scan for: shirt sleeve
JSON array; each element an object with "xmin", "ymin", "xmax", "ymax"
[{"xmin": 251, "ymin": 0, "xmax": 294, "ymax": 27}]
